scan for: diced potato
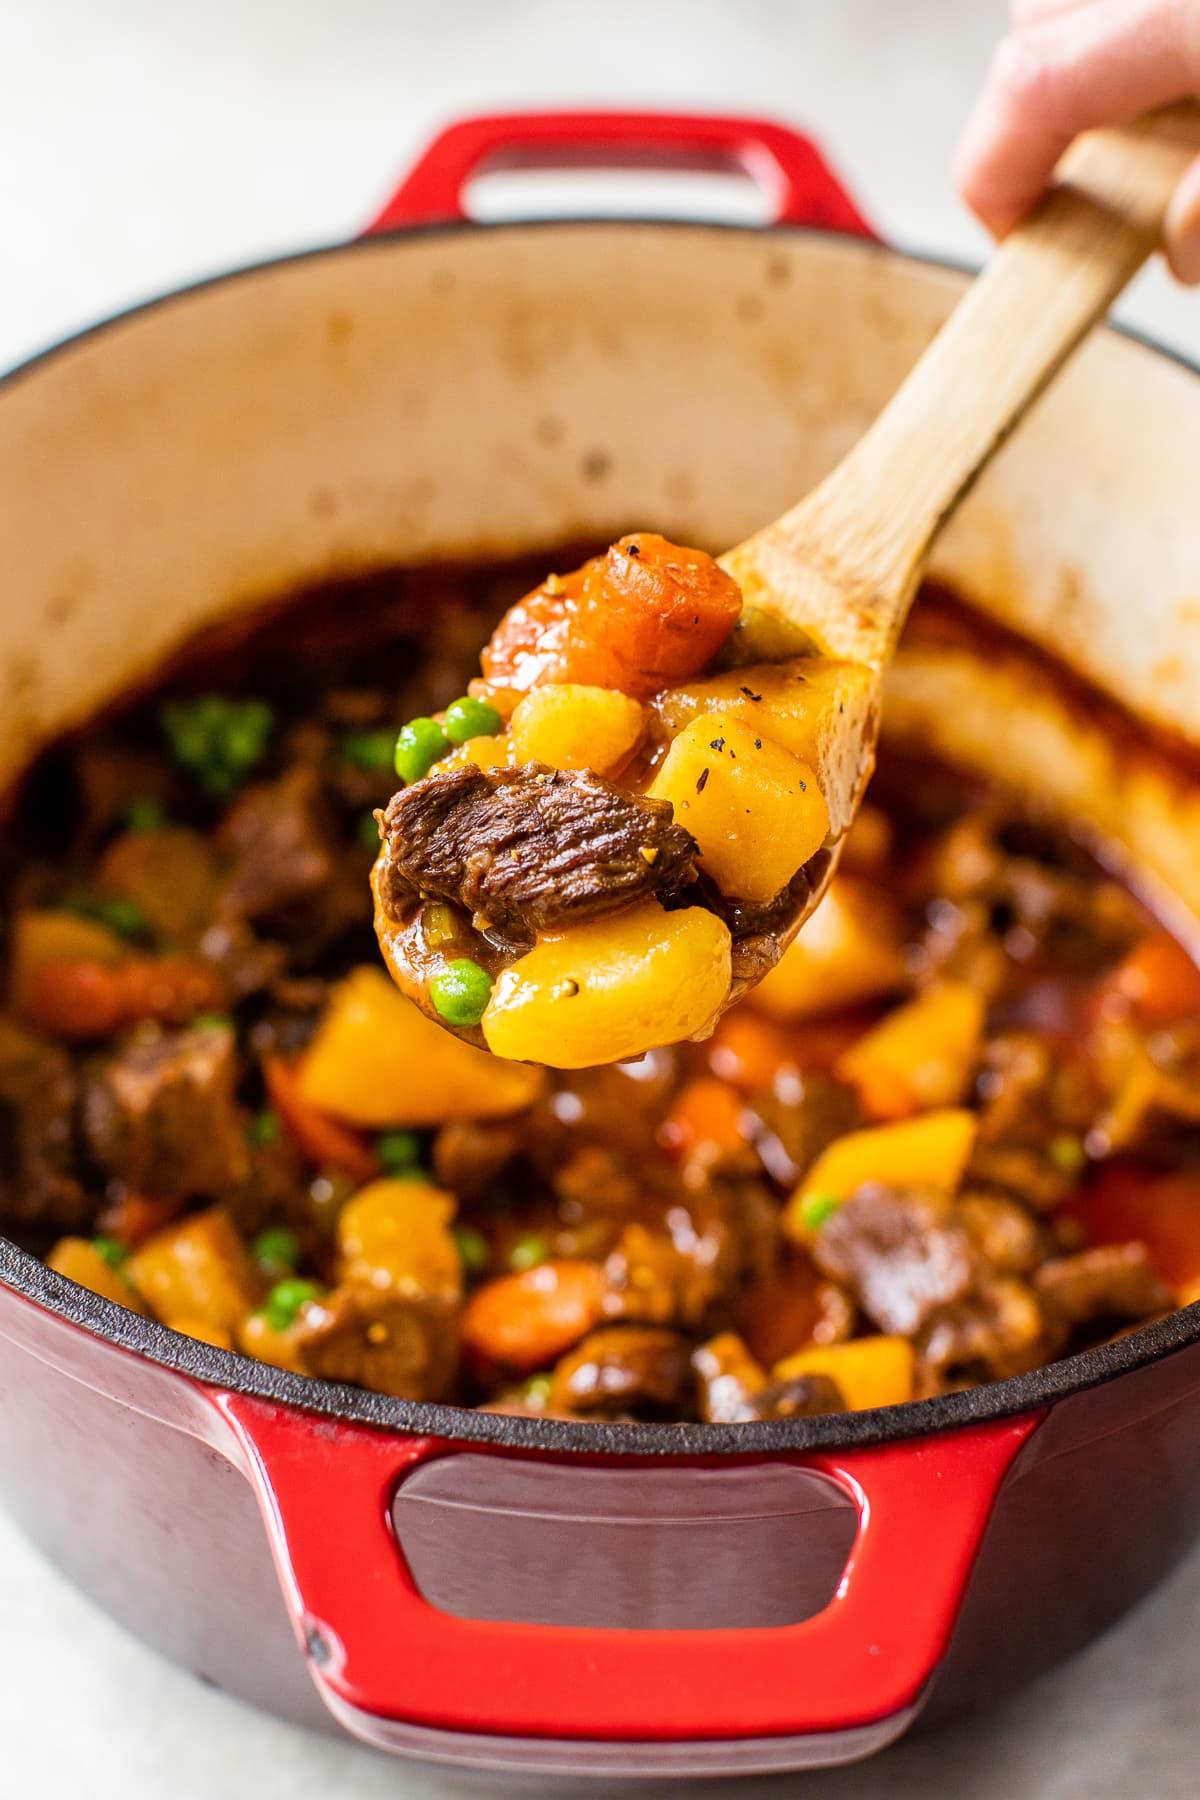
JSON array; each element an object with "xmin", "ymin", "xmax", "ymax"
[
  {"xmin": 655, "ymin": 658, "xmax": 875, "ymax": 835},
  {"xmin": 127, "ymin": 1208, "xmax": 261, "ymax": 1333},
  {"xmin": 481, "ymin": 903, "xmax": 732, "ymax": 1068},
  {"xmin": 437, "ymin": 733, "xmax": 511, "ymax": 775},
  {"xmin": 237, "ymin": 1309, "xmax": 308, "ymax": 1373},
  {"xmin": 786, "ymin": 1109, "xmax": 978, "ymax": 1240},
  {"xmin": 98, "ymin": 827, "xmax": 222, "ymax": 941},
  {"xmin": 10, "ymin": 909, "xmax": 125, "ymax": 1013},
  {"xmin": 337, "ymin": 1178, "xmax": 462, "ymax": 1300},
  {"xmin": 836, "ymin": 982, "xmax": 986, "ymax": 1120},
  {"xmin": 509, "ymin": 684, "xmax": 645, "ymax": 777},
  {"xmin": 751, "ymin": 879, "xmax": 907, "ymax": 1021},
  {"xmin": 773, "ymin": 1336, "xmax": 915, "ymax": 1411},
  {"xmin": 164, "ymin": 1315, "xmax": 234, "ymax": 1351},
  {"xmin": 297, "ymin": 966, "xmax": 545, "ymax": 1126},
  {"xmin": 649, "ymin": 713, "xmax": 828, "ymax": 903},
  {"xmin": 47, "ymin": 1238, "xmax": 150, "ymax": 1314}
]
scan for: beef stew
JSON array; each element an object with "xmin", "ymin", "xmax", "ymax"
[{"xmin": 4, "ymin": 553, "xmax": 1199, "ymax": 1422}]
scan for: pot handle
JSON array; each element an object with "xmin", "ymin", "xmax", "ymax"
[
  {"xmin": 365, "ymin": 110, "xmax": 877, "ymax": 238},
  {"xmin": 217, "ymin": 1392, "xmax": 1038, "ymax": 1746}
]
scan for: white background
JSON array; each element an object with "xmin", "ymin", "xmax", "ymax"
[{"xmin": 2, "ymin": 3, "xmax": 1198, "ymax": 1797}]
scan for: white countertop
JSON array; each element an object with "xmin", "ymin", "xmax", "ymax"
[{"xmin": 3, "ymin": 3, "xmax": 1198, "ymax": 1796}]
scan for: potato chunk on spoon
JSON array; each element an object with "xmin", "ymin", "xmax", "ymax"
[{"xmin": 374, "ymin": 104, "xmax": 1200, "ymax": 1068}]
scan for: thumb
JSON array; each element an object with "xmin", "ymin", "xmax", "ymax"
[{"xmin": 1164, "ymin": 153, "xmax": 1200, "ymax": 285}]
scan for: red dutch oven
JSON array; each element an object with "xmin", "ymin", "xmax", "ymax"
[{"xmin": 2, "ymin": 112, "xmax": 1200, "ymax": 1780}]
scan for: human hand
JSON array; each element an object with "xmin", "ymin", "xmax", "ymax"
[{"xmin": 955, "ymin": 0, "xmax": 1200, "ymax": 282}]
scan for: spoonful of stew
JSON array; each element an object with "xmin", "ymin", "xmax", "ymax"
[{"xmin": 373, "ymin": 104, "xmax": 1200, "ymax": 1068}]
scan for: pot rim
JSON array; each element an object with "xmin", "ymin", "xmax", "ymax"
[{"xmin": 4, "ymin": 215, "xmax": 1200, "ymax": 1457}]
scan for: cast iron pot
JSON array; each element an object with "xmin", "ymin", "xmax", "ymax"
[{"xmin": 1, "ymin": 112, "xmax": 1200, "ymax": 1780}]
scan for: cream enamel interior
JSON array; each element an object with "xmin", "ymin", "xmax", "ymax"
[{"xmin": 2, "ymin": 223, "xmax": 1198, "ymax": 926}]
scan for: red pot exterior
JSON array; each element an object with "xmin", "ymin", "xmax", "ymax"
[
  {"xmin": 3, "ymin": 1273, "xmax": 1200, "ymax": 1776},
  {"xmin": 3, "ymin": 112, "xmax": 1200, "ymax": 1778}
]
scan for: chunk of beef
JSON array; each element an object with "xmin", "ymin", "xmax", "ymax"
[
  {"xmin": 747, "ymin": 1073, "xmax": 862, "ymax": 1188},
  {"xmin": 1033, "ymin": 1243, "xmax": 1172, "ymax": 1327},
  {"xmin": 226, "ymin": 1136, "xmax": 317, "ymax": 1251},
  {"xmin": 379, "ymin": 763, "xmax": 698, "ymax": 940},
  {"xmin": 970, "ymin": 1032, "xmax": 1099, "ymax": 1208},
  {"xmin": 603, "ymin": 1222, "xmax": 723, "ymax": 1327},
  {"xmin": 432, "ymin": 1116, "xmax": 525, "ymax": 1199},
  {"xmin": 602, "ymin": 1175, "xmax": 747, "ymax": 1329},
  {"xmin": 757, "ymin": 1373, "xmax": 846, "ymax": 1419},
  {"xmin": 217, "ymin": 768, "xmax": 361, "ymax": 951},
  {"xmin": 0, "ymin": 1017, "xmax": 88, "ymax": 1233},
  {"xmin": 957, "ymin": 1192, "xmax": 1048, "ymax": 1276},
  {"xmin": 814, "ymin": 1183, "xmax": 974, "ymax": 1336},
  {"xmin": 735, "ymin": 1259, "xmax": 856, "ymax": 1368},
  {"xmin": 927, "ymin": 812, "xmax": 1139, "ymax": 974},
  {"xmin": 550, "ymin": 1326, "xmax": 692, "ymax": 1417},
  {"xmin": 552, "ymin": 1144, "xmax": 642, "ymax": 1216},
  {"xmin": 976, "ymin": 1032, "xmax": 1098, "ymax": 1149},
  {"xmin": 918, "ymin": 1276, "xmax": 1052, "ymax": 1390},
  {"xmin": 692, "ymin": 1330, "xmax": 768, "ymax": 1422},
  {"xmin": 296, "ymin": 1287, "xmax": 459, "ymax": 1399},
  {"xmin": 1089, "ymin": 1019, "xmax": 1200, "ymax": 1157},
  {"xmin": 528, "ymin": 1052, "xmax": 678, "ymax": 1164},
  {"xmin": 692, "ymin": 1331, "xmax": 846, "ymax": 1421},
  {"xmin": 81, "ymin": 1022, "xmax": 249, "ymax": 1197}
]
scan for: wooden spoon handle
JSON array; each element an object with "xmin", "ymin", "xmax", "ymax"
[{"xmin": 739, "ymin": 103, "xmax": 1200, "ymax": 667}]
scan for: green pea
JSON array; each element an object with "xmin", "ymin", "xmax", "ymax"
[
  {"xmin": 263, "ymin": 1277, "xmax": 323, "ymax": 1333},
  {"xmin": 454, "ymin": 1225, "xmax": 489, "ymax": 1275},
  {"xmin": 377, "ymin": 1130, "xmax": 422, "ymax": 1174},
  {"xmin": 509, "ymin": 1234, "xmax": 550, "ymax": 1273},
  {"xmin": 394, "ymin": 717, "xmax": 449, "ymax": 785},
  {"xmin": 430, "ymin": 959, "xmax": 493, "ymax": 1028},
  {"xmin": 799, "ymin": 1192, "xmax": 842, "ymax": 1233},
  {"xmin": 245, "ymin": 1109, "xmax": 281, "ymax": 1149},
  {"xmin": 340, "ymin": 729, "xmax": 396, "ymax": 773},
  {"xmin": 443, "ymin": 695, "xmax": 502, "ymax": 745},
  {"xmin": 253, "ymin": 1227, "xmax": 300, "ymax": 1278},
  {"xmin": 1049, "ymin": 1134, "xmax": 1086, "ymax": 1174},
  {"xmin": 224, "ymin": 707, "xmax": 270, "ymax": 765},
  {"xmin": 160, "ymin": 696, "xmax": 274, "ymax": 796},
  {"xmin": 123, "ymin": 796, "xmax": 166, "ymax": 832},
  {"xmin": 192, "ymin": 1012, "xmax": 233, "ymax": 1033},
  {"xmin": 64, "ymin": 891, "xmax": 148, "ymax": 942},
  {"xmin": 92, "ymin": 1236, "xmax": 128, "ymax": 1270},
  {"xmin": 523, "ymin": 1373, "xmax": 554, "ymax": 1407}
]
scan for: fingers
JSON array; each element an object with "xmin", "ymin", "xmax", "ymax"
[
  {"xmin": 1165, "ymin": 152, "xmax": 1200, "ymax": 280},
  {"xmin": 955, "ymin": 0, "xmax": 1200, "ymax": 237}
]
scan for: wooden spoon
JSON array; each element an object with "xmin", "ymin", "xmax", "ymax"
[{"xmin": 720, "ymin": 100, "xmax": 1200, "ymax": 990}]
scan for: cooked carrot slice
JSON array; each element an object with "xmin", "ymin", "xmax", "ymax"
[
  {"xmin": 1102, "ymin": 933, "xmax": 1200, "ymax": 1029},
  {"xmin": 99, "ymin": 1192, "xmax": 186, "ymax": 1251},
  {"xmin": 263, "ymin": 1055, "xmax": 381, "ymax": 1185},
  {"xmin": 18, "ymin": 955, "xmax": 225, "ymax": 1040},
  {"xmin": 573, "ymin": 535, "xmax": 742, "ymax": 697},
  {"xmin": 462, "ymin": 1260, "xmax": 607, "ymax": 1372},
  {"xmin": 480, "ymin": 564, "xmax": 592, "ymax": 692},
  {"xmin": 659, "ymin": 1077, "xmax": 746, "ymax": 1160}
]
